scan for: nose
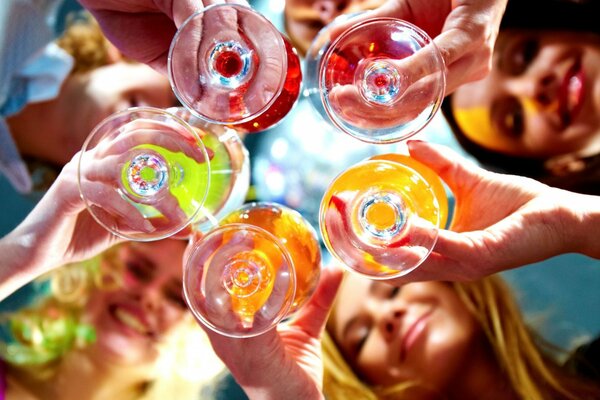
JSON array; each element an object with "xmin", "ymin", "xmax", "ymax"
[
  {"xmin": 509, "ymin": 71, "xmax": 559, "ymax": 112},
  {"xmin": 313, "ymin": 0, "xmax": 347, "ymax": 24},
  {"xmin": 379, "ymin": 307, "xmax": 404, "ymax": 343},
  {"xmin": 133, "ymin": 289, "xmax": 162, "ymax": 313}
]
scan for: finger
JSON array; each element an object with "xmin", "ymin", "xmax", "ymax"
[
  {"xmin": 406, "ymin": 140, "xmax": 485, "ymax": 194},
  {"xmin": 432, "ymin": 28, "xmax": 491, "ymax": 94},
  {"xmin": 387, "ymin": 250, "xmax": 477, "ymax": 283},
  {"xmin": 432, "ymin": 0, "xmax": 507, "ymax": 93},
  {"xmin": 99, "ymin": 120, "xmax": 211, "ymax": 163},
  {"xmin": 287, "ymin": 263, "xmax": 344, "ymax": 338},
  {"xmin": 151, "ymin": 192, "xmax": 193, "ymax": 227},
  {"xmin": 327, "ymin": 85, "xmax": 407, "ymax": 129},
  {"xmin": 82, "ymin": 180, "xmax": 155, "ymax": 233},
  {"xmin": 442, "ymin": 49, "xmax": 489, "ymax": 95},
  {"xmin": 79, "ymin": 153, "xmax": 122, "ymax": 183},
  {"xmin": 170, "ymin": 0, "xmax": 205, "ymax": 27}
]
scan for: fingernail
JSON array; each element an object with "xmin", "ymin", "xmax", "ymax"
[{"xmin": 407, "ymin": 139, "xmax": 425, "ymax": 149}]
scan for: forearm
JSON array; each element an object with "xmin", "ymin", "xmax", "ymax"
[
  {"xmin": 0, "ymin": 182, "xmax": 75, "ymax": 301},
  {"xmin": 0, "ymin": 223, "xmax": 46, "ymax": 301},
  {"xmin": 233, "ymin": 359, "xmax": 325, "ymax": 400}
]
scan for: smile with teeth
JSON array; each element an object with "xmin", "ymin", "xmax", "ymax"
[{"xmin": 113, "ymin": 306, "xmax": 153, "ymax": 336}]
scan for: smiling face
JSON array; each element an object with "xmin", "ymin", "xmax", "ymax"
[
  {"xmin": 82, "ymin": 240, "xmax": 188, "ymax": 365},
  {"xmin": 451, "ymin": 29, "xmax": 600, "ymax": 159},
  {"xmin": 330, "ymin": 274, "xmax": 484, "ymax": 394},
  {"xmin": 8, "ymin": 59, "xmax": 177, "ymax": 167}
]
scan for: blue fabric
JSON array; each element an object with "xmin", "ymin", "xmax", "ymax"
[{"xmin": 0, "ymin": 0, "xmax": 70, "ymax": 194}]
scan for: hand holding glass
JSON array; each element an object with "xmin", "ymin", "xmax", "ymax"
[
  {"xmin": 184, "ymin": 202, "xmax": 321, "ymax": 337},
  {"xmin": 168, "ymin": 4, "xmax": 302, "ymax": 133},
  {"xmin": 320, "ymin": 154, "xmax": 448, "ymax": 279},
  {"xmin": 77, "ymin": 107, "xmax": 211, "ymax": 241},
  {"xmin": 304, "ymin": 16, "xmax": 446, "ymax": 143}
]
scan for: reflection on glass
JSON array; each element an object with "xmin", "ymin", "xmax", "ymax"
[{"xmin": 166, "ymin": 107, "xmax": 250, "ymax": 233}]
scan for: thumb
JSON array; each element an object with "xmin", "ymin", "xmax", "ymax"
[{"xmin": 288, "ymin": 263, "xmax": 344, "ymax": 338}]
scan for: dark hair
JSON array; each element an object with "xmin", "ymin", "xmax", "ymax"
[
  {"xmin": 442, "ymin": 0, "xmax": 600, "ymax": 196},
  {"xmin": 500, "ymin": 0, "xmax": 600, "ymax": 34}
]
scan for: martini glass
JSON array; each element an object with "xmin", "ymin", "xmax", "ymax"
[
  {"xmin": 77, "ymin": 107, "xmax": 211, "ymax": 241},
  {"xmin": 184, "ymin": 202, "xmax": 321, "ymax": 337},
  {"xmin": 168, "ymin": 3, "xmax": 302, "ymax": 133},
  {"xmin": 166, "ymin": 107, "xmax": 250, "ymax": 233},
  {"xmin": 320, "ymin": 153, "xmax": 448, "ymax": 279},
  {"xmin": 304, "ymin": 15, "xmax": 446, "ymax": 143}
]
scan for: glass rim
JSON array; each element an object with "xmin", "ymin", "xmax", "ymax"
[
  {"xmin": 318, "ymin": 158, "xmax": 441, "ymax": 279},
  {"xmin": 167, "ymin": 3, "xmax": 288, "ymax": 125},
  {"xmin": 183, "ymin": 221, "xmax": 297, "ymax": 338},
  {"xmin": 318, "ymin": 17, "xmax": 446, "ymax": 144},
  {"xmin": 77, "ymin": 106, "xmax": 211, "ymax": 241}
]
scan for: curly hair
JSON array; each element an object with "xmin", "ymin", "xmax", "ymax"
[{"xmin": 55, "ymin": 11, "xmax": 115, "ymax": 74}]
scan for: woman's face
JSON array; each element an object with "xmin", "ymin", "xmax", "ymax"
[
  {"xmin": 17, "ymin": 60, "xmax": 177, "ymax": 165},
  {"xmin": 83, "ymin": 239, "xmax": 188, "ymax": 365},
  {"xmin": 451, "ymin": 29, "xmax": 600, "ymax": 159},
  {"xmin": 330, "ymin": 274, "xmax": 481, "ymax": 392},
  {"xmin": 284, "ymin": 0, "xmax": 385, "ymax": 54},
  {"xmin": 63, "ymin": 61, "xmax": 177, "ymax": 159}
]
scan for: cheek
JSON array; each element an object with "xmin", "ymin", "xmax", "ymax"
[
  {"xmin": 417, "ymin": 313, "xmax": 480, "ymax": 389},
  {"xmin": 356, "ymin": 337, "xmax": 399, "ymax": 386},
  {"xmin": 159, "ymin": 305, "xmax": 186, "ymax": 333}
]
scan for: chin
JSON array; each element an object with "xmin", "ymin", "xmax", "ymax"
[{"xmin": 94, "ymin": 331, "xmax": 159, "ymax": 365}]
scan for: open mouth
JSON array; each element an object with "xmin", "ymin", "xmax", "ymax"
[
  {"xmin": 109, "ymin": 303, "xmax": 154, "ymax": 337},
  {"xmin": 558, "ymin": 58, "xmax": 585, "ymax": 128}
]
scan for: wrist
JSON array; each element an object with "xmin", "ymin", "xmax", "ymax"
[{"xmin": 0, "ymin": 225, "xmax": 43, "ymax": 301}]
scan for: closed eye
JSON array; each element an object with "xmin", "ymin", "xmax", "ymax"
[
  {"xmin": 352, "ymin": 324, "xmax": 370, "ymax": 355},
  {"xmin": 124, "ymin": 253, "xmax": 155, "ymax": 284},
  {"xmin": 389, "ymin": 286, "xmax": 400, "ymax": 298}
]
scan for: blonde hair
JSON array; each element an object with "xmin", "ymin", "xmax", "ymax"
[
  {"xmin": 323, "ymin": 275, "xmax": 600, "ymax": 399},
  {"xmin": 0, "ymin": 244, "xmax": 129, "ymax": 372},
  {"xmin": 55, "ymin": 11, "xmax": 115, "ymax": 74}
]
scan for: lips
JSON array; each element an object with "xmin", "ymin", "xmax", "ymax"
[
  {"xmin": 558, "ymin": 59, "xmax": 585, "ymax": 128},
  {"xmin": 399, "ymin": 308, "xmax": 433, "ymax": 361},
  {"xmin": 109, "ymin": 303, "xmax": 154, "ymax": 337}
]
